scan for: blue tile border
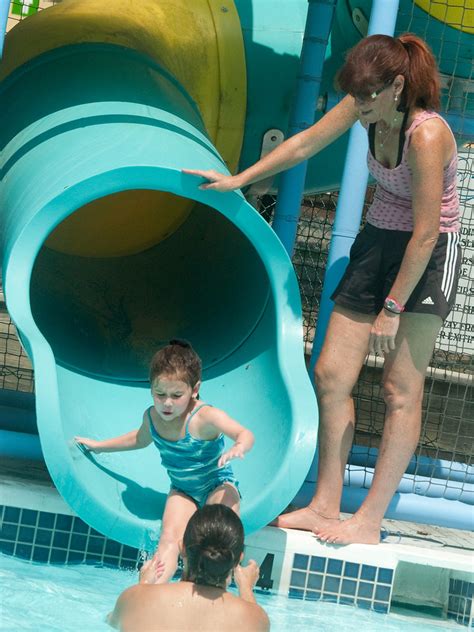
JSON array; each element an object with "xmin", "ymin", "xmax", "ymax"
[
  {"xmin": 1, "ymin": 503, "xmax": 472, "ymax": 627},
  {"xmin": 0, "ymin": 504, "xmax": 141, "ymax": 570},
  {"xmin": 288, "ymin": 553, "xmax": 394, "ymax": 615}
]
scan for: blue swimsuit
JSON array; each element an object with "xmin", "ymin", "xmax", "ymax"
[{"xmin": 147, "ymin": 404, "xmax": 239, "ymax": 507}]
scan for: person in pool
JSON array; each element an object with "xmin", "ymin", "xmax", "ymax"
[
  {"xmin": 108, "ymin": 504, "xmax": 270, "ymax": 632},
  {"xmin": 75, "ymin": 340, "xmax": 254, "ymax": 583},
  {"xmin": 183, "ymin": 33, "xmax": 461, "ymax": 545}
]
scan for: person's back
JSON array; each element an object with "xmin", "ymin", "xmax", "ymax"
[
  {"xmin": 114, "ymin": 581, "xmax": 269, "ymax": 631},
  {"xmin": 109, "ymin": 505, "xmax": 270, "ymax": 631}
]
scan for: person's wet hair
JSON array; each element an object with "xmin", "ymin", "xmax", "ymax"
[
  {"xmin": 183, "ymin": 504, "xmax": 245, "ymax": 588},
  {"xmin": 149, "ymin": 339, "xmax": 202, "ymax": 388}
]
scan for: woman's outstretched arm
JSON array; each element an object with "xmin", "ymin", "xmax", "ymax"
[{"xmin": 183, "ymin": 95, "xmax": 358, "ymax": 192}]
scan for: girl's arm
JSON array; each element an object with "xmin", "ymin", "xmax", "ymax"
[
  {"xmin": 198, "ymin": 408, "xmax": 255, "ymax": 467},
  {"xmin": 369, "ymin": 119, "xmax": 451, "ymax": 355},
  {"xmin": 183, "ymin": 95, "xmax": 358, "ymax": 192},
  {"xmin": 74, "ymin": 416, "xmax": 152, "ymax": 454}
]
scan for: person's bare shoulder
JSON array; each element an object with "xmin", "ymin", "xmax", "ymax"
[
  {"xmin": 111, "ymin": 584, "xmax": 184, "ymax": 631},
  {"xmin": 242, "ymin": 605, "xmax": 271, "ymax": 631},
  {"xmin": 225, "ymin": 595, "xmax": 270, "ymax": 631}
]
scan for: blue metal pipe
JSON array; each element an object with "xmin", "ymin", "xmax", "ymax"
[
  {"xmin": 349, "ymin": 445, "xmax": 474, "ymax": 485},
  {"xmin": 299, "ymin": 462, "xmax": 473, "ymax": 504},
  {"xmin": 271, "ymin": 0, "xmax": 336, "ymax": 255},
  {"xmin": 344, "ymin": 465, "xmax": 473, "ymax": 504},
  {"xmin": 0, "ymin": 0, "xmax": 9, "ymax": 58},
  {"xmin": 0, "ymin": 429, "xmax": 43, "ymax": 461},
  {"xmin": 339, "ymin": 485, "xmax": 473, "ymax": 531},
  {"xmin": 0, "ymin": 404, "xmax": 37, "ymax": 434}
]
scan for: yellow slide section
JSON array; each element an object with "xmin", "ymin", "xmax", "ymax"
[
  {"xmin": 3, "ymin": 0, "xmax": 246, "ymax": 257},
  {"xmin": 45, "ymin": 191, "xmax": 192, "ymax": 258}
]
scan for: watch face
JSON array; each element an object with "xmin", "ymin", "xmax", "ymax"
[{"xmin": 385, "ymin": 299, "xmax": 401, "ymax": 312}]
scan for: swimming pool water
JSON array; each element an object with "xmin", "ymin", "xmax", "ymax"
[{"xmin": 0, "ymin": 554, "xmax": 462, "ymax": 631}]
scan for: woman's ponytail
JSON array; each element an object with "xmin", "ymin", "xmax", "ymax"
[{"xmin": 398, "ymin": 33, "xmax": 441, "ymax": 110}]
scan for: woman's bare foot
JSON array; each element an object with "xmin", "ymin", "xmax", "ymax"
[
  {"xmin": 313, "ymin": 515, "xmax": 381, "ymax": 545},
  {"xmin": 270, "ymin": 505, "xmax": 340, "ymax": 532}
]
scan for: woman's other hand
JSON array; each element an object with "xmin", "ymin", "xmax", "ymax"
[{"xmin": 369, "ymin": 310, "xmax": 400, "ymax": 355}]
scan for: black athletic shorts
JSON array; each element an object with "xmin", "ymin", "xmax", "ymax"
[{"xmin": 331, "ymin": 223, "xmax": 461, "ymax": 321}]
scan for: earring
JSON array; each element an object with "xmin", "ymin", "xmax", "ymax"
[{"xmin": 394, "ymin": 95, "xmax": 399, "ymax": 102}]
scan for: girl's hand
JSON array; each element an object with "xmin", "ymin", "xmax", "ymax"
[
  {"xmin": 369, "ymin": 310, "xmax": 400, "ymax": 355},
  {"xmin": 139, "ymin": 553, "xmax": 165, "ymax": 585},
  {"xmin": 74, "ymin": 437, "xmax": 102, "ymax": 453},
  {"xmin": 182, "ymin": 169, "xmax": 241, "ymax": 192},
  {"xmin": 218, "ymin": 444, "xmax": 245, "ymax": 468}
]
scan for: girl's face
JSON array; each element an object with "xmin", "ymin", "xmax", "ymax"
[{"xmin": 151, "ymin": 375, "xmax": 199, "ymax": 422}]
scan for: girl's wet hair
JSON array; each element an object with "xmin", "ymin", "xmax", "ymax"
[
  {"xmin": 149, "ymin": 339, "xmax": 202, "ymax": 387},
  {"xmin": 183, "ymin": 504, "xmax": 244, "ymax": 588},
  {"xmin": 337, "ymin": 33, "xmax": 440, "ymax": 111}
]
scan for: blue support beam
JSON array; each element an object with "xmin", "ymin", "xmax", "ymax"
[{"xmin": 272, "ymin": 0, "xmax": 337, "ymax": 255}]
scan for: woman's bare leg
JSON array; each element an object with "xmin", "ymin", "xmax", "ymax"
[
  {"xmin": 314, "ymin": 313, "xmax": 442, "ymax": 544},
  {"xmin": 273, "ymin": 306, "xmax": 374, "ymax": 531},
  {"xmin": 153, "ymin": 490, "xmax": 197, "ymax": 584}
]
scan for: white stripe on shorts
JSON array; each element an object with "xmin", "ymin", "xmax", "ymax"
[{"xmin": 441, "ymin": 232, "xmax": 459, "ymax": 301}]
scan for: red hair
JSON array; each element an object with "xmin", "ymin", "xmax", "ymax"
[{"xmin": 337, "ymin": 33, "xmax": 441, "ymax": 111}]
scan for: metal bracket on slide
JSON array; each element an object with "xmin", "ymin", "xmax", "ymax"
[{"xmin": 245, "ymin": 128, "xmax": 285, "ymax": 208}]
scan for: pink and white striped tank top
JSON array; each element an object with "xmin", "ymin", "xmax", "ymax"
[{"xmin": 366, "ymin": 110, "xmax": 460, "ymax": 233}]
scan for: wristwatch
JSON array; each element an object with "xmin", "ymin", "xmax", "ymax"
[{"xmin": 384, "ymin": 296, "xmax": 405, "ymax": 314}]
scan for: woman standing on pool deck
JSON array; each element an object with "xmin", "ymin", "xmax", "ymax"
[{"xmin": 184, "ymin": 34, "xmax": 461, "ymax": 545}]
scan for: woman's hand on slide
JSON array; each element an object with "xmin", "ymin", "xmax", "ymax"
[
  {"xmin": 369, "ymin": 310, "xmax": 400, "ymax": 355},
  {"xmin": 182, "ymin": 169, "xmax": 241, "ymax": 192}
]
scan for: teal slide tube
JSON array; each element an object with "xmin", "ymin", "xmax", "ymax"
[
  {"xmin": 0, "ymin": 0, "xmax": 8, "ymax": 57},
  {"xmin": 0, "ymin": 43, "xmax": 317, "ymax": 548}
]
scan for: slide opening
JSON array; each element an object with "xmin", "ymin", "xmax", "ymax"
[{"xmin": 30, "ymin": 191, "xmax": 270, "ymax": 381}]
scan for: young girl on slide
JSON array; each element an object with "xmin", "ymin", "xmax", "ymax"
[{"xmin": 75, "ymin": 340, "xmax": 254, "ymax": 583}]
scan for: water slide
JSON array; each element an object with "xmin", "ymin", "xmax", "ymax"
[
  {"xmin": 0, "ymin": 0, "xmax": 321, "ymax": 549},
  {"xmin": 1, "ymin": 0, "xmax": 472, "ymax": 547}
]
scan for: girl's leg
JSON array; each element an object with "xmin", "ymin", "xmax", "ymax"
[
  {"xmin": 273, "ymin": 306, "xmax": 374, "ymax": 531},
  {"xmin": 153, "ymin": 490, "xmax": 197, "ymax": 584},
  {"xmin": 206, "ymin": 482, "xmax": 241, "ymax": 514},
  {"xmin": 314, "ymin": 313, "xmax": 442, "ymax": 544}
]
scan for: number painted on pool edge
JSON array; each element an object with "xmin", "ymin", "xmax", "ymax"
[{"xmin": 256, "ymin": 553, "xmax": 274, "ymax": 590}]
